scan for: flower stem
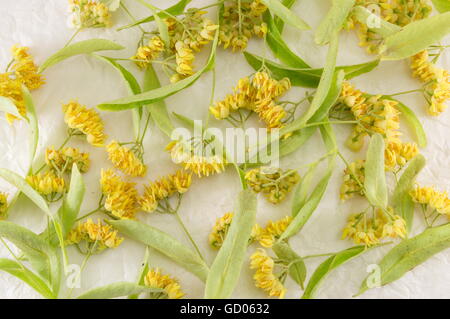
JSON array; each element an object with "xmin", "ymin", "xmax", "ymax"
[{"xmin": 174, "ymin": 212, "xmax": 206, "ymax": 262}]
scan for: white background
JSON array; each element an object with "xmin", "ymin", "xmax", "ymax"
[{"xmin": 0, "ymin": 0, "xmax": 449, "ymax": 299}]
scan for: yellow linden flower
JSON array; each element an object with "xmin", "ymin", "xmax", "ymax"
[
  {"xmin": 384, "ymin": 141, "xmax": 419, "ymax": 171},
  {"xmin": 11, "ymin": 45, "xmax": 45, "ymax": 91},
  {"xmin": 45, "ymin": 147, "xmax": 90, "ymax": 173},
  {"xmin": 100, "ymin": 169, "xmax": 138, "ymax": 219},
  {"xmin": 245, "ymin": 167, "xmax": 300, "ymax": 204},
  {"xmin": 0, "ymin": 193, "xmax": 8, "ymax": 219},
  {"xmin": 144, "ymin": 268, "xmax": 184, "ymax": 299},
  {"xmin": 140, "ymin": 170, "xmax": 192, "ymax": 213},
  {"xmin": 66, "ymin": 218, "xmax": 123, "ymax": 253},
  {"xmin": 257, "ymin": 216, "xmax": 293, "ymax": 248},
  {"xmin": 63, "ymin": 101, "xmax": 107, "ymax": 147},
  {"xmin": 68, "ymin": 0, "xmax": 112, "ymax": 29},
  {"xmin": 26, "ymin": 172, "xmax": 65, "ymax": 197},
  {"xmin": 132, "ymin": 36, "xmax": 165, "ymax": 69},
  {"xmin": 340, "ymin": 159, "xmax": 365, "ymax": 201},
  {"xmin": 250, "ymin": 248, "xmax": 286, "ymax": 298},
  {"xmin": 410, "ymin": 185, "xmax": 450, "ymax": 216},
  {"xmin": 174, "ymin": 41, "xmax": 195, "ymax": 79},
  {"xmin": 106, "ymin": 141, "xmax": 147, "ymax": 177}
]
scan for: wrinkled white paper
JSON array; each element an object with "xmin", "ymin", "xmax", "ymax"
[{"xmin": 0, "ymin": 0, "xmax": 449, "ymax": 299}]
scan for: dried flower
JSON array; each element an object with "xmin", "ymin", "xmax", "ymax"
[
  {"xmin": 257, "ymin": 216, "xmax": 292, "ymax": 248},
  {"xmin": 45, "ymin": 147, "xmax": 90, "ymax": 173},
  {"xmin": 340, "ymin": 159, "xmax": 365, "ymax": 201},
  {"xmin": 68, "ymin": 0, "xmax": 112, "ymax": 29},
  {"xmin": 250, "ymin": 248, "xmax": 286, "ymax": 298},
  {"xmin": 0, "ymin": 193, "xmax": 8, "ymax": 219},
  {"xmin": 132, "ymin": 36, "xmax": 165, "ymax": 69},
  {"xmin": 63, "ymin": 101, "xmax": 107, "ymax": 147},
  {"xmin": 144, "ymin": 268, "xmax": 184, "ymax": 299},
  {"xmin": 410, "ymin": 185, "xmax": 450, "ymax": 216},
  {"xmin": 106, "ymin": 141, "xmax": 147, "ymax": 177},
  {"xmin": 26, "ymin": 172, "xmax": 65, "ymax": 198}
]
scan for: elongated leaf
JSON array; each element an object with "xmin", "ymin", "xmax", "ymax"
[
  {"xmin": 205, "ymin": 190, "xmax": 257, "ymax": 299},
  {"xmin": 0, "ymin": 221, "xmax": 60, "ymax": 295},
  {"xmin": 392, "ymin": 155, "xmax": 425, "ymax": 233},
  {"xmin": 265, "ymin": 12, "xmax": 310, "ymax": 68},
  {"xmin": 261, "ymin": 0, "xmax": 310, "ymax": 30},
  {"xmin": 292, "ymin": 163, "xmax": 318, "ymax": 217},
  {"xmin": 39, "ymin": 39, "xmax": 124, "ymax": 73},
  {"xmin": 380, "ymin": 12, "xmax": 450, "ymax": 60},
  {"xmin": 77, "ymin": 282, "xmax": 161, "ymax": 299},
  {"xmin": 272, "ymin": 241, "xmax": 306, "ymax": 289},
  {"xmin": 302, "ymin": 246, "xmax": 366, "ymax": 299},
  {"xmin": 352, "ymin": 6, "xmax": 401, "ymax": 37},
  {"xmin": 0, "ymin": 97, "xmax": 24, "ymax": 119},
  {"xmin": 0, "ymin": 258, "xmax": 56, "ymax": 299},
  {"xmin": 144, "ymin": 65, "xmax": 175, "ymax": 137},
  {"xmin": 22, "ymin": 86, "xmax": 39, "ymax": 172},
  {"xmin": 244, "ymin": 51, "xmax": 378, "ymax": 87},
  {"xmin": 117, "ymin": 0, "xmax": 191, "ymax": 30},
  {"xmin": 432, "ymin": 0, "xmax": 450, "ymax": 12},
  {"xmin": 107, "ymin": 219, "xmax": 209, "ymax": 282},
  {"xmin": 364, "ymin": 134, "xmax": 388, "ymax": 208},
  {"xmin": 359, "ymin": 223, "xmax": 450, "ymax": 295},
  {"xmin": 274, "ymin": 0, "xmax": 298, "ymax": 31},
  {"xmin": 386, "ymin": 97, "xmax": 427, "ymax": 148},
  {"xmin": 315, "ymin": 0, "xmax": 355, "ymax": 45},
  {"xmin": 97, "ymin": 32, "xmax": 218, "ymax": 111}
]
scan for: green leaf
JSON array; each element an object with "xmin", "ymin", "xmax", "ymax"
[
  {"xmin": 129, "ymin": 247, "xmax": 150, "ymax": 299},
  {"xmin": 315, "ymin": 0, "xmax": 355, "ymax": 45},
  {"xmin": 0, "ymin": 221, "xmax": 61, "ymax": 295},
  {"xmin": 385, "ymin": 97, "xmax": 427, "ymax": 148},
  {"xmin": 264, "ymin": 12, "xmax": 310, "ymax": 68},
  {"xmin": 39, "ymin": 39, "xmax": 124, "ymax": 73},
  {"xmin": 364, "ymin": 134, "xmax": 388, "ymax": 208},
  {"xmin": 352, "ymin": 6, "xmax": 401, "ymax": 37},
  {"xmin": 77, "ymin": 282, "xmax": 161, "ymax": 299},
  {"xmin": 22, "ymin": 86, "xmax": 39, "ymax": 172},
  {"xmin": 205, "ymin": 190, "xmax": 257, "ymax": 299},
  {"xmin": 0, "ymin": 96, "xmax": 24, "ymax": 119},
  {"xmin": 58, "ymin": 165, "xmax": 85, "ymax": 237},
  {"xmin": 292, "ymin": 163, "xmax": 318, "ymax": 217},
  {"xmin": 260, "ymin": 0, "xmax": 310, "ymax": 30},
  {"xmin": 274, "ymin": 0, "xmax": 298, "ymax": 32},
  {"xmin": 117, "ymin": 0, "xmax": 191, "ymax": 30},
  {"xmin": 302, "ymin": 245, "xmax": 366, "ymax": 299},
  {"xmin": 359, "ymin": 223, "xmax": 450, "ymax": 295},
  {"xmin": 146, "ymin": 4, "xmax": 170, "ymax": 48},
  {"xmin": 0, "ymin": 258, "xmax": 56, "ymax": 299},
  {"xmin": 144, "ymin": 65, "xmax": 175, "ymax": 137},
  {"xmin": 432, "ymin": 0, "xmax": 450, "ymax": 13},
  {"xmin": 272, "ymin": 241, "xmax": 306, "ymax": 289},
  {"xmin": 380, "ymin": 12, "xmax": 450, "ymax": 60},
  {"xmin": 392, "ymin": 155, "xmax": 426, "ymax": 234},
  {"xmin": 92, "ymin": 54, "xmax": 143, "ymax": 139},
  {"xmin": 243, "ymin": 51, "xmax": 378, "ymax": 87},
  {"xmin": 97, "ymin": 31, "xmax": 218, "ymax": 111},
  {"xmin": 107, "ymin": 219, "xmax": 209, "ymax": 282}
]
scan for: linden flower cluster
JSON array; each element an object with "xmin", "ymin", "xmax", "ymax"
[
  {"xmin": 140, "ymin": 170, "xmax": 192, "ymax": 213},
  {"xmin": 166, "ymin": 140, "xmax": 226, "ymax": 178},
  {"xmin": 250, "ymin": 248, "xmax": 286, "ymax": 298},
  {"xmin": 346, "ymin": 0, "xmax": 432, "ymax": 54},
  {"xmin": 106, "ymin": 141, "xmax": 147, "ymax": 177},
  {"xmin": 340, "ymin": 159, "xmax": 365, "ymax": 201},
  {"xmin": 342, "ymin": 208, "xmax": 407, "ymax": 246},
  {"xmin": 68, "ymin": 0, "xmax": 112, "ymax": 29},
  {"xmin": 245, "ymin": 167, "xmax": 300, "ymax": 204},
  {"xmin": 66, "ymin": 218, "xmax": 123, "ymax": 253},
  {"xmin": 26, "ymin": 172, "xmax": 66, "ymax": 201},
  {"xmin": 144, "ymin": 268, "xmax": 184, "ymax": 299},
  {"xmin": 410, "ymin": 185, "xmax": 450, "ymax": 216},
  {"xmin": 100, "ymin": 169, "xmax": 139, "ymax": 219},
  {"xmin": 411, "ymin": 50, "xmax": 450, "ymax": 116},
  {"xmin": 219, "ymin": 0, "xmax": 268, "ymax": 52},
  {"xmin": 45, "ymin": 147, "xmax": 90, "ymax": 174},
  {"xmin": 0, "ymin": 193, "xmax": 8, "ymax": 219},
  {"xmin": 211, "ymin": 72, "xmax": 291, "ymax": 130},
  {"xmin": 63, "ymin": 101, "xmax": 107, "ymax": 147},
  {"xmin": 132, "ymin": 9, "xmax": 218, "ymax": 83},
  {"xmin": 0, "ymin": 45, "xmax": 45, "ymax": 123},
  {"xmin": 256, "ymin": 216, "xmax": 293, "ymax": 248}
]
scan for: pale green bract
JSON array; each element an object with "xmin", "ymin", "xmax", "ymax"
[
  {"xmin": 315, "ymin": 0, "xmax": 355, "ymax": 45},
  {"xmin": 364, "ymin": 134, "xmax": 388, "ymax": 208},
  {"xmin": 352, "ymin": 6, "xmax": 401, "ymax": 37},
  {"xmin": 431, "ymin": 0, "xmax": 450, "ymax": 13},
  {"xmin": 77, "ymin": 282, "xmax": 162, "ymax": 299},
  {"xmin": 260, "ymin": 0, "xmax": 310, "ymax": 30}
]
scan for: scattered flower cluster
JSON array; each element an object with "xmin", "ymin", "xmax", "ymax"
[
  {"xmin": 106, "ymin": 141, "xmax": 147, "ymax": 177},
  {"xmin": 0, "ymin": 46, "xmax": 44, "ymax": 123},
  {"xmin": 45, "ymin": 147, "xmax": 90, "ymax": 173},
  {"xmin": 410, "ymin": 50, "xmax": 450, "ymax": 116},
  {"xmin": 342, "ymin": 207, "xmax": 407, "ymax": 246},
  {"xmin": 410, "ymin": 185, "xmax": 450, "ymax": 216},
  {"xmin": 26, "ymin": 172, "xmax": 66, "ymax": 201},
  {"xmin": 210, "ymin": 71, "xmax": 291, "ymax": 129},
  {"xmin": 144, "ymin": 268, "xmax": 184, "ymax": 299},
  {"xmin": 0, "ymin": 193, "xmax": 8, "ymax": 219},
  {"xmin": 256, "ymin": 216, "xmax": 292, "ymax": 248},
  {"xmin": 250, "ymin": 248, "xmax": 286, "ymax": 298},
  {"xmin": 68, "ymin": 0, "xmax": 112, "ymax": 29},
  {"xmin": 245, "ymin": 167, "xmax": 300, "ymax": 204},
  {"xmin": 66, "ymin": 218, "xmax": 123, "ymax": 253},
  {"xmin": 140, "ymin": 170, "xmax": 192, "ymax": 213},
  {"xmin": 346, "ymin": 0, "xmax": 432, "ymax": 54},
  {"xmin": 340, "ymin": 159, "xmax": 365, "ymax": 201},
  {"xmin": 219, "ymin": 0, "xmax": 268, "ymax": 52}
]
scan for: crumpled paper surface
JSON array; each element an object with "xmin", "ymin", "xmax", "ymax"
[{"xmin": 0, "ymin": 0, "xmax": 449, "ymax": 299}]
